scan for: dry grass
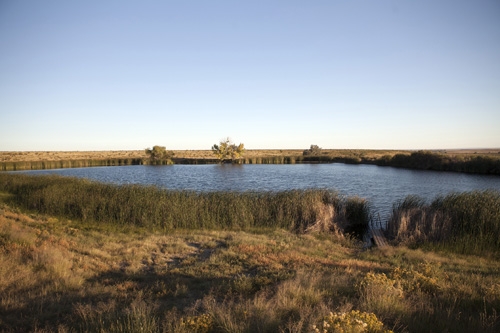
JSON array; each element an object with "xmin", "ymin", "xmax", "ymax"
[
  {"xmin": 0, "ymin": 149, "xmax": 410, "ymax": 163},
  {"xmin": 0, "ymin": 150, "xmax": 147, "ymax": 162},
  {"xmin": 1, "ymin": 200, "xmax": 499, "ymax": 332},
  {"xmin": 442, "ymin": 148, "xmax": 500, "ymax": 156}
]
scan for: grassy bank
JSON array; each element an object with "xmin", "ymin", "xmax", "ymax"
[
  {"xmin": 0, "ymin": 174, "xmax": 369, "ymax": 237},
  {"xmin": 1, "ymin": 199, "xmax": 499, "ymax": 332}
]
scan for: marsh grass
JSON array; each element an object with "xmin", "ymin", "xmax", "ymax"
[
  {"xmin": 0, "ymin": 158, "xmax": 143, "ymax": 171},
  {"xmin": 0, "ymin": 174, "xmax": 370, "ymax": 236},
  {"xmin": 387, "ymin": 191, "xmax": 500, "ymax": 256}
]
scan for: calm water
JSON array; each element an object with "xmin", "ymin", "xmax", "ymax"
[{"xmin": 19, "ymin": 164, "xmax": 500, "ymax": 219}]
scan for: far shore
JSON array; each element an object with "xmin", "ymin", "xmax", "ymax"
[
  {"xmin": 2, "ymin": 148, "xmax": 499, "ymax": 163},
  {"xmin": 1, "ymin": 148, "xmax": 500, "ymax": 175}
]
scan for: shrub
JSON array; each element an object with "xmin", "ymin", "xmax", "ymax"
[
  {"xmin": 211, "ymin": 138, "xmax": 245, "ymax": 163},
  {"xmin": 356, "ymin": 272, "xmax": 405, "ymax": 318},
  {"xmin": 179, "ymin": 313, "xmax": 213, "ymax": 333},
  {"xmin": 311, "ymin": 310, "xmax": 393, "ymax": 333},
  {"xmin": 144, "ymin": 145, "xmax": 175, "ymax": 165},
  {"xmin": 303, "ymin": 145, "xmax": 322, "ymax": 156}
]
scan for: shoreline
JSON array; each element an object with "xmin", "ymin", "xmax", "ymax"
[
  {"xmin": 1, "ymin": 149, "xmax": 500, "ymax": 175},
  {"xmin": 1, "ymin": 174, "xmax": 499, "ymax": 332},
  {"xmin": 1, "ymin": 148, "xmax": 498, "ymax": 161}
]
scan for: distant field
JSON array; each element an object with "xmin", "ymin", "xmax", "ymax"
[
  {"xmin": 440, "ymin": 148, "xmax": 500, "ymax": 156},
  {"xmin": 0, "ymin": 150, "xmax": 147, "ymax": 162},
  {"xmin": 0, "ymin": 149, "xmax": 411, "ymax": 163},
  {"xmin": 1, "ymin": 148, "xmax": 499, "ymax": 163}
]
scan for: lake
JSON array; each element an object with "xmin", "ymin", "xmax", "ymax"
[{"xmin": 18, "ymin": 163, "xmax": 500, "ymax": 220}]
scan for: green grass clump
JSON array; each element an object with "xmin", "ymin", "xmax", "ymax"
[
  {"xmin": 0, "ymin": 174, "xmax": 369, "ymax": 236},
  {"xmin": 387, "ymin": 190, "xmax": 500, "ymax": 256}
]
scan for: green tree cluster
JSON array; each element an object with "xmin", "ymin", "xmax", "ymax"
[{"xmin": 144, "ymin": 145, "xmax": 174, "ymax": 165}]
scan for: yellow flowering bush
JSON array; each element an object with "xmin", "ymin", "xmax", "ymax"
[
  {"xmin": 179, "ymin": 313, "xmax": 213, "ymax": 333},
  {"xmin": 356, "ymin": 272, "xmax": 405, "ymax": 316},
  {"xmin": 391, "ymin": 262, "xmax": 442, "ymax": 294},
  {"xmin": 357, "ymin": 272, "xmax": 404, "ymax": 299},
  {"xmin": 311, "ymin": 310, "xmax": 393, "ymax": 333}
]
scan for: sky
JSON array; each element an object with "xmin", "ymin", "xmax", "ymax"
[{"xmin": 1, "ymin": 0, "xmax": 499, "ymax": 151}]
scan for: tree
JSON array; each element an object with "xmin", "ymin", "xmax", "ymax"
[
  {"xmin": 211, "ymin": 138, "xmax": 245, "ymax": 163},
  {"xmin": 144, "ymin": 145, "xmax": 174, "ymax": 165},
  {"xmin": 303, "ymin": 144, "xmax": 322, "ymax": 156}
]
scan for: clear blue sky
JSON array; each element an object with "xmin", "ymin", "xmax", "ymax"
[{"xmin": 1, "ymin": 0, "xmax": 499, "ymax": 151}]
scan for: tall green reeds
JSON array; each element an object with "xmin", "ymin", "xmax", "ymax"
[
  {"xmin": 387, "ymin": 191, "xmax": 500, "ymax": 255},
  {"xmin": 0, "ymin": 158, "xmax": 143, "ymax": 171},
  {"xmin": 0, "ymin": 174, "xmax": 370, "ymax": 236}
]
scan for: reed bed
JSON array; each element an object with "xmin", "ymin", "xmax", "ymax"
[
  {"xmin": 0, "ymin": 173, "xmax": 370, "ymax": 236},
  {"xmin": 387, "ymin": 190, "xmax": 500, "ymax": 255},
  {"xmin": 0, "ymin": 158, "xmax": 143, "ymax": 171}
]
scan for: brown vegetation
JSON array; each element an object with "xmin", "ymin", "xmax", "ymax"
[
  {"xmin": 0, "ymin": 150, "xmax": 147, "ymax": 162},
  {"xmin": 3, "ymin": 149, "xmax": 500, "ymax": 174},
  {"xmin": 0, "ymin": 187, "xmax": 499, "ymax": 332},
  {"xmin": 1, "ymin": 148, "xmax": 498, "ymax": 164},
  {"xmin": 0, "ymin": 149, "xmax": 411, "ymax": 163},
  {"xmin": 386, "ymin": 191, "xmax": 500, "ymax": 256}
]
